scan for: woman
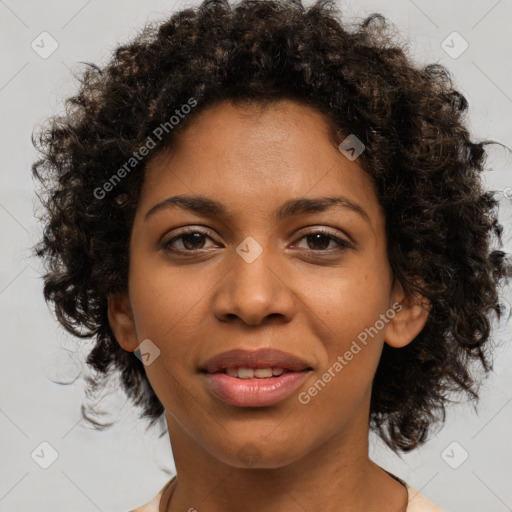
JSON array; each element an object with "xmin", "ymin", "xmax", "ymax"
[{"xmin": 31, "ymin": 0, "xmax": 509, "ymax": 510}]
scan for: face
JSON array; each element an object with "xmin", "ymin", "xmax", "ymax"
[{"xmin": 109, "ymin": 99, "xmax": 427, "ymax": 469}]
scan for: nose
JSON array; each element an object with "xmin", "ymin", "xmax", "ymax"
[{"xmin": 212, "ymin": 242, "xmax": 296, "ymax": 326}]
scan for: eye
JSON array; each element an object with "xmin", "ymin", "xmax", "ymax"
[
  {"xmin": 293, "ymin": 229, "xmax": 352, "ymax": 252},
  {"xmin": 161, "ymin": 228, "xmax": 218, "ymax": 253},
  {"xmin": 161, "ymin": 227, "xmax": 353, "ymax": 256}
]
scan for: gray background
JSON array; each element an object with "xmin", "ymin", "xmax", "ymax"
[{"xmin": 1, "ymin": 0, "xmax": 511, "ymax": 511}]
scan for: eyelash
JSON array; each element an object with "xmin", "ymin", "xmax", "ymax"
[{"xmin": 161, "ymin": 227, "xmax": 353, "ymax": 255}]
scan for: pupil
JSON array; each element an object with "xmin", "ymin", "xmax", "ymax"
[
  {"xmin": 183, "ymin": 233, "xmax": 204, "ymax": 250},
  {"xmin": 307, "ymin": 234, "xmax": 329, "ymax": 250}
]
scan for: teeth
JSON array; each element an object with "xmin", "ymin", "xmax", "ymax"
[
  {"xmin": 224, "ymin": 367, "xmax": 287, "ymax": 379},
  {"xmin": 226, "ymin": 367, "xmax": 239, "ymax": 377},
  {"xmin": 254, "ymin": 368, "xmax": 273, "ymax": 378},
  {"xmin": 238, "ymin": 368, "xmax": 254, "ymax": 379}
]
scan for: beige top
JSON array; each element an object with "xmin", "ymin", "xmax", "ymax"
[{"xmin": 131, "ymin": 473, "xmax": 448, "ymax": 512}]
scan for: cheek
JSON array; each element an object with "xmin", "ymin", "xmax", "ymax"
[
  {"xmin": 299, "ymin": 289, "xmax": 388, "ymax": 427},
  {"xmin": 127, "ymin": 259, "xmax": 215, "ymax": 399},
  {"xmin": 303, "ymin": 263, "xmax": 391, "ymax": 391},
  {"xmin": 129, "ymin": 251, "xmax": 210, "ymax": 339},
  {"xmin": 304, "ymin": 259, "xmax": 392, "ymax": 342},
  {"xmin": 128, "ymin": 276, "xmax": 203, "ymax": 414}
]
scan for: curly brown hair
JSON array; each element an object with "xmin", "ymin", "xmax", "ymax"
[{"xmin": 32, "ymin": 0, "xmax": 509, "ymax": 452}]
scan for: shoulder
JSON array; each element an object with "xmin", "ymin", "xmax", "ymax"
[
  {"xmin": 380, "ymin": 465, "xmax": 448, "ymax": 512},
  {"xmin": 129, "ymin": 477, "xmax": 175, "ymax": 512},
  {"xmin": 406, "ymin": 484, "xmax": 449, "ymax": 512},
  {"xmin": 128, "ymin": 491, "xmax": 162, "ymax": 512}
]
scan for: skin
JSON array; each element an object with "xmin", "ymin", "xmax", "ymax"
[{"xmin": 108, "ymin": 99, "xmax": 429, "ymax": 512}]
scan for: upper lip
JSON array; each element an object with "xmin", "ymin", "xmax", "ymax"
[{"xmin": 200, "ymin": 348, "xmax": 313, "ymax": 373}]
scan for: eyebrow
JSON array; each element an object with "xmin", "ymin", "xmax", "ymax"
[{"xmin": 144, "ymin": 194, "xmax": 370, "ymax": 223}]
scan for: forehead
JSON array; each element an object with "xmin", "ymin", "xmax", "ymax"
[
  {"xmin": 159, "ymin": 99, "xmax": 340, "ymax": 170},
  {"xmin": 140, "ymin": 99, "xmax": 383, "ymax": 227}
]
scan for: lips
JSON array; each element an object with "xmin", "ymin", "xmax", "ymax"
[
  {"xmin": 200, "ymin": 348, "xmax": 313, "ymax": 407},
  {"xmin": 200, "ymin": 348, "xmax": 312, "ymax": 373}
]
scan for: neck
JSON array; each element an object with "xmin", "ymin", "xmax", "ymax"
[{"xmin": 160, "ymin": 409, "xmax": 408, "ymax": 512}]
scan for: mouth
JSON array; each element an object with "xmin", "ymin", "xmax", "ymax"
[
  {"xmin": 199, "ymin": 348, "xmax": 313, "ymax": 407},
  {"xmin": 200, "ymin": 347, "xmax": 312, "ymax": 373},
  {"xmin": 204, "ymin": 366, "xmax": 303, "ymax": 379}
]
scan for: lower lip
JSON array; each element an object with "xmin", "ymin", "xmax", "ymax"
[{"xmin": 203, "ymin": 371, "xmax": 310, "ymax": 407}]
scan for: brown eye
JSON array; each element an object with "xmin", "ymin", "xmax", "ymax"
[
  {"xmin": 177, "ymin": 232, "xmax": 208, "ymax": 250},
  {"xmin": 294, "ymin": 229, "xmax": 352, "ymax": 252},
  {"xmin": 304, "ymin": 233, "xmax": 334, "ymax": 250},
  {"xmin": 161, "ymin": 229, "xmax": 217, "ymax": 253}
]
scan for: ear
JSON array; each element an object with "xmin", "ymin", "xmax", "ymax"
[
  {"xmin": 385, "ymin": 279, "xmax": 430, "ymax": 349},
  {"xmin": 107, "ymin": 292, "xmax": 139, "ymax": 352}
]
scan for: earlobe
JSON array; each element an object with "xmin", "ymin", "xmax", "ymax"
[
  {"xmin": 385, "ymin": 286, "xmax": 431, "ymax": 349},
  {"xmin": 107, "ymin": 292, "xmax": 139, "ymax": 352}
]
